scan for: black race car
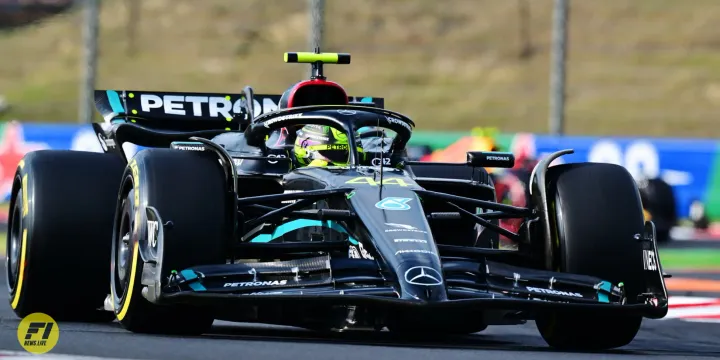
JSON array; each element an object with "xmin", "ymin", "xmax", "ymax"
[{"xmin": 6, "ymin": 51, "xmax": 668, "ymax": 350}]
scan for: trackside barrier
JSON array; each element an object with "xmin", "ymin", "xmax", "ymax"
[
  {"xmin": 412, "ymin": 131, "xmax": 720, "ymax": 221},
  {"xmin": 0, "ymin": 121, "xmax": 718, "ymax": 220}
]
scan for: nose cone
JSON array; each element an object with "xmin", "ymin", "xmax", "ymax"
[{"xmin": 346, "ymin": 184, "xmax": 448, "ymax": 302}]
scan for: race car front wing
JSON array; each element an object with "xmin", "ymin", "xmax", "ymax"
[
  {"xmin": 127, "ymin": 205, "xmax": 667, "ymax": 320},
  {"xmin": 146, "ymin": 251, "xmax": 667, "ymax": 319}
]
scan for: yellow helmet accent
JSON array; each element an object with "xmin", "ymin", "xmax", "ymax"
[
  {"xmin": 308, "ymin": 159, "xmax": 330, "ymax": 167},
  {"xmin": 330, "ymin": 127, "xmax": 347, "ymax": 142}
]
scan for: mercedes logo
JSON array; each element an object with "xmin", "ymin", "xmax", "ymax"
[
  {"xmin": 404, "ymin": 266, "xmax": 443, "ymax": 286},
  {"xmin": 337, "ymin": 109, "xmax": 357, "ymax": 115}
]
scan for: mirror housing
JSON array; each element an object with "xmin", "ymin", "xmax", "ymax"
[{"xmin": 467, "ymin": 151, "xmax": 515, "ymax": 168}]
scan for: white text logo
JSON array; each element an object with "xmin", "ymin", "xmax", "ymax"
[
  {"xmin": 147, "ymin": 220, "xmax": 159, "ymax": 248},
  {"xmin": 526, "ymin": 286, "xmax": 583, "ymax": 298},
  {"xmin": 223, "ymin": 280, "xmax": 288, "ymax": 287}
]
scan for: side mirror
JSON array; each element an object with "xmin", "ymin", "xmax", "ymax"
[{"xmin": 467, "ymin": 151, "xmax": 515, "ymax": 168}]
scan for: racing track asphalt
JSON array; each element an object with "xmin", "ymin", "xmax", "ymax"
[{"xmin": 1, "ymin": 263, "xmax": 720, "ymax": 360}]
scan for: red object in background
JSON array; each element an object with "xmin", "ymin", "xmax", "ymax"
[
  {"xmin": 0, "ymin": 122, "xmax": 47, "ymax": 199},
  {"xmin": 493, "ymin": 172, "xmax": 528, "ymax": 246},
  {"xmin": 419, "ymin": 131, "xmax": 539, "ymax": 246},
  {"xmin": 422, "ymin": 136, "xmax": 496, "ymax": 163}
]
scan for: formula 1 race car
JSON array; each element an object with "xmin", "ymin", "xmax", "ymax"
[{"xmin": 6, "ymin": 51, "xmax": 668, "ymax": 350}]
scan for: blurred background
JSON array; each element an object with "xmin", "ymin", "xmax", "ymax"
[{"xmin": 1, "ymin": 0, "xmax": 720, "ymax": 319}]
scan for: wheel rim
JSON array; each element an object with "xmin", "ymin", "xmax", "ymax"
[
  {"xmin": 117, "ymin": 232, "xmax": 130, "ymax": 283},
  {"xmin": 113, "ymin": 203, "xmax": 132, "ymax": 302},
  {"xmin": 6, "ymin": 186, "xmax": 22, "ymax": 293}
]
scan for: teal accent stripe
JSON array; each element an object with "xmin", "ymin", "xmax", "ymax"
[
  {"xmin": 597, "ymin": 281, "xmax": 612, "ymax": 303},
  {"xmin": 249, "ymin": 219, "xmax": 358, "ymax": 245},
  {"xmin": 180, "ymin": 269, "xmax": 197, "ymax": 280},
  {"xmin": 189, "ymin": 282, "xmax": 206, "ymax": 291},
  {"xmin": 180, "ymin": 269, "xmax": 206, "ymax": 291},
  {"xmin": 106, "ymin": 90, "xmax": 126, "ymax": 114},
  {"xmin": 173, "ymin": 141, "xmax": 204, "ymax": 145}
]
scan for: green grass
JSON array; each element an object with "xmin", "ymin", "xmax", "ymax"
[
  {"xmin": 3, "ymin": 0, "xmax": 720, "ymax": 136},
  {"xmin": 659, "ymin": 248, "xmax": 720, "ymax": 270},
  {"xmin": 0, "ymin": 232, "xmax": 4, "ymax": 256}
]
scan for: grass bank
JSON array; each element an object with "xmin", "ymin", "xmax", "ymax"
[
  {"xmin": 660, "ymin": 248, "xmax": 720, "ymax": 271},
  {"xmin": 2, "ymin": 0, "xmax": 720, "ymax": 136}
]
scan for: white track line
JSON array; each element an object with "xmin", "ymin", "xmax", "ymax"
[
  {"xmin": 666, "ymin": 305, "xmax": 720, "ymax": 319},
  {"xmin": 667, "ymin": 296, "xmax": 720, "ymax": 323},
  {"xmin": 668, "ymin": 296, "xmax": 720, "ymax": 306}
]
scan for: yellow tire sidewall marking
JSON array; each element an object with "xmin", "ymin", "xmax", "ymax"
[
  {"xmin": 17, "ymin": 312, "xmax": 59, "ymax": 354},
  {"xmin": 116, "ymin": 241, "xmax": 139, "ymax": 321},
  {"xmin": 11, "ymin": 171, "xmax": 29, "ymax": 309},
  {"xmin": 117, "ymin": 159, "xmax": 141, "ymax": 321},
  {"xmin": 10, "ymin": 229, "xmax": 28, "ymax": 309},
  {"xmin": 21, "ymin": 174, "xmax": 28, "ymax": 217}
]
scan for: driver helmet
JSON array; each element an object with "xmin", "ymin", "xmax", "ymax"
[{"xmin": 294, "ymin": 125, "xmax": 365, "ymax": 167}]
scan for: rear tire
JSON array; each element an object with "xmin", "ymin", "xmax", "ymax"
[
  {"xmin": 6, "ymin": 150, "xmax": 124, "ymax": 321},
  {"xmin": 638, "ymin": 178, "xmax": 676, "ymax": 243},
  {"xmin": 536, "ymin": 163, "xmax": 644, "ymax": 350},
  {"xmin": 111, "ymin": 149, "xmax": 229, "ymax": 335}
]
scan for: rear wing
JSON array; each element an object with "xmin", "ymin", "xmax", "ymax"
[{"xmin": 94, "ymin": 89, "xmax": 384, "ymax": 132}]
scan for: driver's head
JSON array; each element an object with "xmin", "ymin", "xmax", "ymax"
[{"xmin": 293, "ymin": 125, "xmax": 364, "ymax": 167}]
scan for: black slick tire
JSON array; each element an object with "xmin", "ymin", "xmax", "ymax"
[
  {"xmin": 6, "ymin": 150, "xmax": 124, "ymax": 321},
  {"xmin": 535, "ymin": 163, "xmax": 644, "ymax": 350},
  {"xmin": 111, "ymin": 149, "xmax": 229, "ymax": 335},
  {"xmin": 638, "ymin": 178, "xmax": 676, "ymax": 243}
]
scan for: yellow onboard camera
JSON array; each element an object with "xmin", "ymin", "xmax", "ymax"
[
  {"xmin": 284, "ymin": 52, "xmax": 351, "ymax": 64},
  {"xmin": 284, "ymin": 50, "xmax": 351, "ymax": 80}
]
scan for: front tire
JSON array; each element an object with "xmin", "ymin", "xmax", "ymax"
[
  {"xmin": 7, "ymin": 151, "xmax": 124, "ymax": 321},
  {"xmin": 111, "ymin": 149, "xmax": 230, "ymax": 335},
  {"xmin": 536, "ymin": 163, "xmax": 645, "ymax": 350}
]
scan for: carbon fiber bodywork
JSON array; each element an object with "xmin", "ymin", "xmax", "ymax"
[
  {"xmin": 117, "ymin": 104, "xmax": 669, "ymax": 330},
  {"xmin": 89, "ymin": 93, "xmax": 668, "ymax": 330},
  {"xmin": 136, "ymin": 216, "xmax": 667, "ymax": 327}
]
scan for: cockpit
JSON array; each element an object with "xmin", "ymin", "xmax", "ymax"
[
  {"xmin": 264, "ymin": 123, "xmax": 398, "ymax": 168},
  {"xmin": 222, "ymin": 50, "xmax": 412, "ymax": 170},
  {"xmin": 263, "ymin": 53, "xmax": 400, "ymax": 167}
]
